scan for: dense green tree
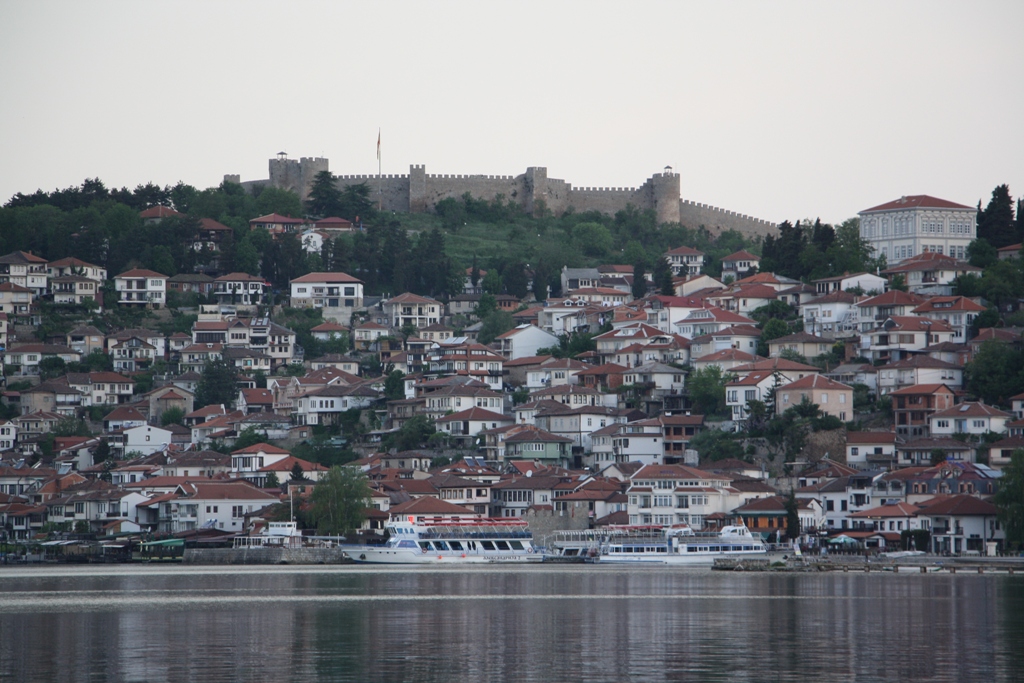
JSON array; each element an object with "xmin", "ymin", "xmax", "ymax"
[
  {"xmin": 338, "ymin": 183, "xmax": 376, "ymax": 222},
  {"xmin": 978, "ymin": 184, "xmax": 1017, "ymax": 248},
  {"xmin": 690, "ymin": 429, "xmax": 744, "ymax": 462},
  {"xmin": 196, "ymin": 358, "xmax": 238, "ymax": 409},
  {"xmin": 306, "ymin": 171, "xmax": 343, "ymax": 217},
  {"xmin": 964, "ymin": 341, "xmax": 1024, "ymax": 405},
  {"xmin": 687, "ymin": 366, "xmax": 730, "ymax": 418},
  {"xmin": 785, "ymin": 490, "xmax": 800, "ymax": 540},
  {"xmin": 502, "ymin": 261, "xmax": 529, "ymax": 299},
  {"xmin": 233, "ymin": 427, "xmax": 271, "ymax": 452},
  {"xmin": 761, "ymin": 318, "xmax": 790, "ymax": 344},
  {"xmin": 653, "ymin": 256, "xmax": 674, "ymax": 296},
  {"xmin": 536, "ymin": 331, "xmax": 597, "ymax": 359},
  {"xmin": 309, "ymin": 466, "xmax": 370, "ymax": 536},
  {"xmin": 265, "ymin": 471, "xmax": 280, "ymax": 489},
  {"xmin": 573, "ymin": 222, "xmax": 614, "ymax": 257},
  {"xmin": 481, "ymin": 270, "xmax": 502, "ymax": 295},
  {"xmin": 478, "ymin": 310, "xmax": 514, "ymax": 345},
  {"xmin": 387, "ymin": 415, "xmax": 436, "ymax": 452},
  {"xmin": 632, "ymin": 260, "xmax": 647, "ymax": 299},
  {"xmin": 995, "ymin": 449, "xmax": 1024, "ymax": 550},
  {"xmin": 160, "ymin": 407, "xmax": 185, "ymax": 426},
  {"xmin": 968, "ymin": 238, "xmax": 998, "ymax": 269},
  {"xmin": 384, "ymin": 370, "xmax": 406, "ymax": 401}
]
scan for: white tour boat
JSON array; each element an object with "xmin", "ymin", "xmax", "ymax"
[
  {"xmin": 550, "ymin": 524, "xmax": 768, "ymax": 565},
  {"xmin": 345, "ymin": 517, "xmax": 542, "ymax": 564}
]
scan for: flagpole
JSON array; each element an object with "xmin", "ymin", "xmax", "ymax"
[{"xmin": 377, "ymin": 128, "xmax": 382, "ymax": 213}]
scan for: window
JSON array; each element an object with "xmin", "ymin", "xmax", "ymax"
[
  {"xmin": 820, "ymin": 394, "xmax": 828, "ymax": 404},
  {"xmin": 850, "ymin": 447, "xmax": 859, "ymax": 456}
]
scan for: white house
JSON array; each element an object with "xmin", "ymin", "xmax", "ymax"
[
  {"xmin": 495, "ymin": 324, "xmax": 558, "ymax": 361},
  {"xmin": 123, "ymin": 424, "xmax": 175, "ymax": 456},
  {"xmin": 160, "ymin": 481, "xmax": 279, "ymax": 533},
  {"xmin": 929, "ymin": 402, "xmax": 1012, "ymax": 438},
  {"xmin": 114, "ymin": 269, "xmax": 167, "ymax": 308},
  {"xmin": 289, "ymin": 272, "xmax": 364, "ymax": 322}
]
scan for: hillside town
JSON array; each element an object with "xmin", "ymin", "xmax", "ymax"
[{"xmin": 1, "ymin": 191, "xmax": 1023, "ymax": 561}]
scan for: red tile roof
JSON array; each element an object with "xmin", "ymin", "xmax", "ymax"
[{"xmin": 860, "ymin": 195, "xmax": 973, "ymax": 212}]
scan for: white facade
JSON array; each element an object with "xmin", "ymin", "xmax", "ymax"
[{"xmin": 858, "ymin": 195, "xmax": 976, "ymax": 263}]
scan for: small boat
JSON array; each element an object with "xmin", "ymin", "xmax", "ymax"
[
  {"xmin": 344, "ymin": 517, "xmax": 542, "ymax": 564},
  {"xmin": 551, "ymin": 524, "xmax": 768, "ymax": 566}
]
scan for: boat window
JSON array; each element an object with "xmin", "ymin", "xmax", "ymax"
[
  {"xmin": 480, "ymin": 541, "xmax": 496, "ymax": 551},
  {"xmin": 657, "ymin": 547, "xmax": 666, "ymax": 553},
  {"xmin": 686, "ymin": 546, "xmax": 697, "ymax": 552},
  {"xmin": 398, "ymin": 540, "xmax": 417, "ymax": 549},
  {"xmin": 433, "ymin": 541, "xmax": 449, "ymax": 551},
  {"xmin": 564, "ymin": 548, "xmax": 578, "ymax": 556},
  {"xmin": 418, "ymin": 542, "xmax": 431, "ymax": 551},
  {"xmin": 495, "ymin": 541, "xmax": 510, "ymax": 551},
  {"xmin": 709, "ymin": 546, "xmax": 720, "ymax": 552},
  {"xmin": 449, "ymin": 541, "xmax": 463, "ymax": 551},
  {"xmin": 509, "ymin": 541, "xmax": 524, "ymax": 551}
]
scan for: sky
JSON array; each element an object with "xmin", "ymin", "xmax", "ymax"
[{"xmin": 1, "ymin": 1, "xmax": 1022, "ymax": 225}]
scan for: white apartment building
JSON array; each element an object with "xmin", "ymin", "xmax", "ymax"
[{"xmin": 858, "ymin": 194, "xmax": 976, "ymax": 263}]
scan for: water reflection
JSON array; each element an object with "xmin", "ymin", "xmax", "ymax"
[{"xmin": 0, "ymin": 567, "xmax": 1020, "ymax": 682}]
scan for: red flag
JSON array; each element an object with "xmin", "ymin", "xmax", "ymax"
[{"xmin": 377, "ymin": 129, "xmax": 381, "ymax": 161}]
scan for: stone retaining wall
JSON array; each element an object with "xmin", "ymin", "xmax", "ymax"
[{"xmin": 183, "ymin": 547, "xmax": 350, "ymax": 565}]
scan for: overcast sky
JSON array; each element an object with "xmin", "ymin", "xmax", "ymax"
[{"xmin": 1, "ymin": 1, "xmax": 1021, "ymax": 225}]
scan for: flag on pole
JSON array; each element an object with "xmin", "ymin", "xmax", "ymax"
[{"xmin": 377, "ymin": 129, "xmax": 381, "ymax": 161}]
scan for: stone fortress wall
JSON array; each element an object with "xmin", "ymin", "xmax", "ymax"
[{"xmin": 232, "ymin": 156, "xmax": 776, "ymax": 238}]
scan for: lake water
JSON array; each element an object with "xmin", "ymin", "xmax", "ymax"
[{"xmin": 1, "ymin": 564, "xmax": 1022, "ymax": 682}]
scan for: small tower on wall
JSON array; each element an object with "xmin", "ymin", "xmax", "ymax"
[{"xmin": 651, "ymin": 166, "xmax": 681, "ymax": 225}]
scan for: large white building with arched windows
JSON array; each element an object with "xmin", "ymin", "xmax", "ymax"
[{"xmin": 858, "ymin": 195, "xmax": 976, "ymax": 264}]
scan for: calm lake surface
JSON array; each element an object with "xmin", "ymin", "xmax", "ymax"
[{"xmin": 1, "ymin": 564, "xmax": 1022, "ymax": 683}]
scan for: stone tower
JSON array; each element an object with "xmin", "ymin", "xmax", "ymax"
[
  {"xmin": 650, "ymin": 167, "xmax": 681, "ymax": 225},
  {"xmin": 409, "ymin": 165, "xmax": 427, "ymax": 212},
  {"xmin": 268, "ymin": 153, "xmax": 328, "ymax": 202}
]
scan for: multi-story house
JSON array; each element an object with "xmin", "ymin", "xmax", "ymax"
[
  {"xmin": 382, "ymin": 293, "xmax": 441, "ymax": 330},
  {"xmin": 64, "ymin": 372, "xmax": 135, "ymax": 406},
  {"xmin": 767, "ymin": 332, "xmax": 832, "ymax": 360},
  {"xmin": 4, "ymin": 344, "xmax": 81, "ymax": 375},
  {"xmin": 114, "ymin": 268, "xmax": 167, "ymax": 308},
  {"xmin": 890, "ymin": 383, "xmax": 956, "ymax": 439},
  {"xmin": 911, "ymin": 296, "xmax": 986, "ymax": 341},
  {"xmin": 157, "ymin": 480, "xmax": 279, "ymax": 533},
  {"xmin": 502, "ymin": 428, "xmax": 575, "ymax": 467},
  {"xmin": 800, "ymin": 290, "xmax": 858, "ymax": 339},
  {"xmin": 882, "ymin": 251, "xmax": 981, "ymax": 294},
  {"xmin": 427, "ymin": 342, "xmax": 505, "ymax": 391},
  {"xmin": 495, "ymin": 324, "xmax": 559, "ymax": 361},
  {"xmin": 213, "ymin": 273, "xmax": 266, "ymax": 307},
  {"xmin": 863, "ymin": 316, "xmax": 955, "ymax": 363},
  {"xmin": 858, "ymin": 194, "xmax": 977, "ymax": 263},
  {"xmin": 876, "ymin": 356, "xmax": 962, "ymax": 395},
  {"xmin": 726, "ymin": 371, "xmax": 778, "ymax": 427},
  {"xmin": 525, "ymin": 358, "xmax": 588, "ymax": 390},
  {"xmin": 664, "ymin": 246, "xmax": 705, "ymax": 277},
  {"xmin": 776, "ymin": 375, "xmax": 853, "ymax": 421},
  {"xmin": 0, "ymin": 251, "xmax": 48, "ymax": 297},
  {"xmin": 625, "ymin": 464, "xmax": 746, "ymax": 529},
  {"xmin": 0, "ymin": 282, "xmax": 33, "ymax": 318},
  {"xmin": 533, "ymin": 404, "xmax": 625, "ymax": 452},
  {"xmin": 47, "ymin": 256, "xmax": 107, "ymax": 284},
  {"xmin": 292, "ymin": 383, "xmax": 378, "ymax": 425},
  {"xmin": 720, "ymin": 250, "xmax": 760, "ymax": 281},
  {"xmin": 490, "ymin": 474, "xmax": 565, "ymax": 517},
  {"xmin": 51, "ymin": 275, "xmax": 100, "ymax": 307},
  {"xmin": 179, "ymin": 343, "xmax": 223, "ymax": 374},
  {"xmin": 674, "ymin": 307, "xmax": 757, "ymax": 338},
  {"xmin": 167, "ymin": 273, "xmax": 215, "ymax": 295},
  {"xmin": 436, "ymin": 407, "xmax": 514, "ymax": 448},
  {"xmin": 109, "ymin": 337, "xmax": 158, "ymax": 372},
  {"xmin": 845, "ymin": 431, "xmax": 897, "ymax": 470},
  {"xmin": 812, "ymin": 272, "xmax": 887, "ymax": 296},
  {"xmin": 64, "ymin": 327, "xmax": 105, "ymax": 358},
  {"xmin": 929, "ymin": 402, "xmax": 1012, "ymax": 438},
  {"xmin": 289, "ymin": 272, "xmax": 364, "ymax": 322},
  {"xmin": 855, "ymin": 290, "xmax": 927, "ymax": 333}
]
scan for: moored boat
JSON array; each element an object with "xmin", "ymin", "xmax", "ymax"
[
  {"xmin": 345, "ymin": 517, "xmax": 542, "ymax": 564},
  {"xmin": 550, "ymin": 524, "xmax": 768, "ymax": 565}
]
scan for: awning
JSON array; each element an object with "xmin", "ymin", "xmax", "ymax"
[{"xmin": 140, "ymin": 538, "xmax": 185, "ymax": 548}]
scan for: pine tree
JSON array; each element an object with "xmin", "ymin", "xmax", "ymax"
[
  {"xmin": 306, "ymin": 171, "xmax": 342, "ymax": 218},
  {"xmin": 978, "ymin": 184, "xmax": 1016, "ymax": 248},
  {"xmin": 631, "ymin": 260, "xmax": 647, "ymax": 299}
]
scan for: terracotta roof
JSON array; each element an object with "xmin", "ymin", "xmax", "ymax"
[
  {"xmin": 139, "ymin": 206, "xmax": 184, "ymax": 219},
  {"xmin": 116, "ymin": 268, "xmax": 167, "ymax": 279},
  {"xmin": 722, "ymin": 250, "xmax": 760, "ymax": 262},
  {"xmin": 251, "ymin": 213, "xmax": 306, "ymax": 224},
  {"xmin": 860, "ymin": 195, "xmax": 973, "ymax": 213},
  {"xmin": 436, "ymin": 407, "xmax": 511, "ymax": 423},
  {"xmin": 930, "ymin": 401, "xmax": 1012, "ymax": 420},
  {"xmin": 915, "ymin": 494, "xmax": 998, "ymax": 517},
  {"xmin": 782, "ymin": 375, "xmax": 852, "ymax": 391},
  {"xmin": 290, "ymin": 271, "xmax": 362, "ymax": 284},
  {"xmin": 846, "ymin": 431, "xmax": 897, "ymax": 445},
  {"xmin": 230, "ymin": 442, "xmax": 290, "ymax": 455},
  {"xmin": 665, "ymin": 246, "xmax": 704, "ymax": 256},
  {"xmin": 388, "ymin": 497, "xmax": 478, "ymax": 516}
]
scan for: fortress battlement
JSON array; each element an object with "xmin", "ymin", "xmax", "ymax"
[{"xmin": 229, "ymin": 156, "xmax": 777, "ymax": 237}]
